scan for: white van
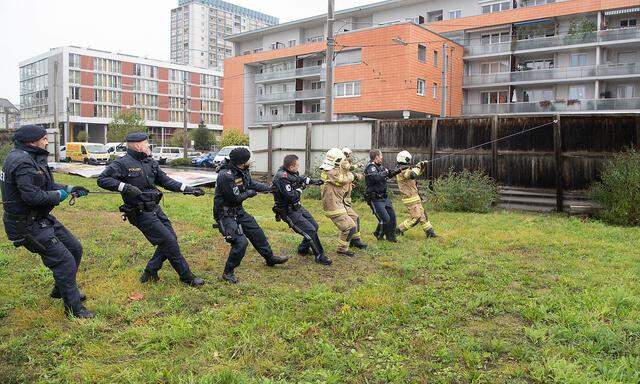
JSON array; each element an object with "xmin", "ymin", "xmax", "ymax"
[
  {"xmin": 151, "ymin": 147, "xmax": 184, "ymax": 164},
  {"xmin": 213, "ymin": 146, "xmax": 250, "ymax": 167},
  {"xmin": 106, "ymin": 142, "xmax": 127, "ymax": 158}
]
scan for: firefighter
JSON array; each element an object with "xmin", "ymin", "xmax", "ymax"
[
  {"xmin": 214, "ymin": 147, "xmax": 289, "ymax": 284},
  {"xmin": 340, "ymin": 147, "xmax": 367, "ymax": 250},
  {"xmin": 272, "ymin": 154, "xmax": 331, "ymax": 266},
  {"xmin": 395, "ymin": 150, "xmax": 438, "ymax": 238}
]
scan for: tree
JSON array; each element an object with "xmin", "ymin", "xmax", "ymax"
[
  {"xmin": 219, "ymin": 130, "xmax": 249, "ymax": 148},
  {"xmin": 107, "ymin": 110, "xmax": 146, "ymax": 142},
  {"xmin": 192, "ymin": 121, "xmax": 214, "ymax": 151},
  {"xmin": 76, "ymin": 131, "xmax": 88, "ymax": 142},
  {"xmin": 169, "ymin": 129, "xmax": 191, "ymax": 148}
]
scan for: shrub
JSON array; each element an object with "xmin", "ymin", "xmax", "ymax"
[
  {"xmin": 590, "ymin": 148, "xmax": 640, "ymax": 226},
  {"xmin": 429, "ymin": 168, "xmax": 498, "ymax": 213},
  {"xmin": 169, "ymin": 158, "xmax": 193, "ymax": 167},
  {"xmin": 0, "ymin": 143, "xmax": 12, "ymax": 165},
  {"xmin": 219, "ymin": 130, "xmax": 249, "ymax": 148}
]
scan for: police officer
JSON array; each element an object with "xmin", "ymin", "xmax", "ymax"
[
  {"xmin": 272, "ymin": 154, "xmax": 331, "ymax": 266},
  {"xmin": 395, "ymin": 151, "xmax": 438, "ymax": 238},
  {"xmin": 1, "ymin": 125, "xmax": 93, "ymax": 318},
  {"xmin": 97, "ymin": 133, "xmax": 205, "ymax": 287},
  {"xmin": 214, "ymin": 147, "xmax": 289, "ymax": 284},
  {"xmin": 364, "ymin": 149, "xmax": 405, "ymax": 243}
]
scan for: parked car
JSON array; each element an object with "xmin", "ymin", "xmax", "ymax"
[
  {"xmin": 151, "ymin": 147, "xmax": 184, "ymax": 164},
  {"xmin": 64, "ymin": 142, "xmax": 111, "ymax": 165},
  {"xmin": 213, "ymin": 146, "xmax": 250, "ymax": 167},
  {"xmin": 187, "ymin": 151, "xmax": 203, "ymax": 159},
  {"xmin": 191, "ymin": 152, "xmax": 217, "ymax": 168},
  {"xmin": 106, "ymin": 142, "xmax": 127, "ymax": 158}
]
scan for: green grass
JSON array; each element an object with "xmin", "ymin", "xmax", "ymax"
[{"xmin": 1, "ymin": 174, "xmax": 639, "ymax": 384}]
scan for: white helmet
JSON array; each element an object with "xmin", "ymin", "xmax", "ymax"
[
  {"xmin": 320, "ymin": 148, "xmax": 344, "ymax": 170},
  {"xmin": 342, "ymin": 147, "xmax": 352, "ymax": 158},
  {"xmin": 397, "ymin": 150, "xmax": 412, "ymax": 165}
]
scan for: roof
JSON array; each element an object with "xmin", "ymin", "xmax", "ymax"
[
  {"xmin": 226, "ymin": 0, "xmax": 427, "ymax": 42},
  {"xmin": 0, "ymin": 98, "xmax": 19, "ymax": 113}
]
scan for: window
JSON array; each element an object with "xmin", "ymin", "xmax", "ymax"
[
  {"xmin": 524, "ymin": 0, "xmax": 556, "ymax": 6},
  {"xmin": 522, "ymin": 89, "xmax": 553, "ymax": 102},
  {"xmin": 481, "ymin": 32, "xmax": 510, "ymax": 45},
  {"xmin": 69, "ymin": 86, "xmax": 80, "ymax": 100},
  {"xmin": 335, "ymin": 81, "xmax": 361, "ymax": 98},
  {"xmin": 569, "ymin": 85, "xmax": 586, "ymax": 100},
  {"xmin": 307, "ymin": 36, "xmax": 324, "ymax": 43},
  {"xmin": 69, "ymin": 54, "xmax": 81, "ymax": 68},
  {"xmin": 288, "ymin": 39, "xmax": 297, "ymax": 47},
  {"xmin": 520, "ymin": 59, "xmax": 554, "ymax": 71},
  {"xmin": 417, "ymin": 79, "xmax": 425, "ymax": 96},
  {"xmin": 482, "ymin": 1, "xmax": 511, "ymax": 13},
  {"xmin": 481, "ymin": 90, "xmax": 509, "ymax": 104},
  {"xmin": 620, "ymin": 19, "xmax": 637, "ymax": 28},
  {"xmin": 480, "ymin": 61, "xmax": 509, "ymax": 74},
  {"xmin": 618, "ymin": 51, "xmax": 636, "ymax": 64},
  {"xmin": 433, "ymin": 83, "xmax": 438, "ymax": 99},
  {"xmin": 311, "ymin": 103, "xmax": 322, "ymax": 113},
  {"xmin": 311, "ymin": 81, "xmax": 323, "ymax": 90},
  {"xmin": 617, "ymin": 84, "xmax": 635, "ymax": 98},
  {"xmin": 335, "ymin": 49, "xmax": 362, "ymax": 67},
  {"xmin": 570, "ymin": 54, "xmax": 588, "ymax": 67},
  {"xmin": 69, "ymin": 70, "xmax": 81, "ymax": 84},
  {"xmin": 418, "ymin": 44, "xmax": 427, "ymax": 62},
  {"xmin": 448, "ymin": 10, "xmax": 462, "ymax": 19},
  {"xmin": 270, "ymin": 106, "xmax": 278, "ymax": 116}
]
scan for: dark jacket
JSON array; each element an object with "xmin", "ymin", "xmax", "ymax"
[
  {"xmin": 214, "ymin": 162, "xmax": 269, "ymax": 216},
  {"xmin": 272, "ymin": 166, "xmax": 305, "ymax": 209},
  {"xmin": 97, "ymin": 149, "xmax": 185, "ymax": 207},
  {"xmin": 1, "ymin": 143, "xmax": 65, "ymax": 217},
  {"xmin": 364, "ymin": 161, "xmax": 389, "ymax": 198}
]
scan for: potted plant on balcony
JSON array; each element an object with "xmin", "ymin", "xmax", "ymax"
[
  {"xmin": 566, "ymin": 17, "xmax": 596, "ymax": 44},
  {"xmin": 539, "ymin": 100, "xmax": 552, "ymax": 109},
  {"xmin": 567, "ymin": 99, "xmax": 581, "ymax": 106}
]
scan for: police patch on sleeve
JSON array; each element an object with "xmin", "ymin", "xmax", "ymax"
[
  {"xmin": 371, "ymin": 166, "xmax": 377, "ymax": 172},
  {"xmin": 233, "ymin": 186, "xmax": 240, "ymax": 195},
  {"xmin": 0, "ymin": 171, "xmax": 4, "ymax": 182},
  {"xmin": 285, "ymin": 184, "xmax": 292, "ymax": 192}
]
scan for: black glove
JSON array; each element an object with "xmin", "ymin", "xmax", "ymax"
[
  {"xmin": 124, "ymin": 184, "xmax": 143, "ymax": 200},
  {"xmin": 69, "ymin": 186, "xmax": 90, "ymax": 197},
  {"xmin": 387, "ymin": 168, "xmax": 404, "ymax": 179},
  {"xmin": 185, "ymin": 187, "xmax": 205, "ymax": 197},
  {"xmin": 246, "ymin": 189, "xmax": 257, "ymax": 199},
  {"xmin": 310, "ymin": 179, "xmax": 324, "ymax": 186}
]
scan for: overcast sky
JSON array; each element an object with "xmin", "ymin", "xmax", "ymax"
[{"xmin": 0, "ymin": 0, "xmax": 376, "ymax": 106}]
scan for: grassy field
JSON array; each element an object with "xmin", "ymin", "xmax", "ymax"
[{"xmin": 1, "ymin": 174, "xmax": 639, "ymax": 384}]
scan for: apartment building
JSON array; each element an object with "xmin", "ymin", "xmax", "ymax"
[
  {"xmin": 0, "ymin": 98, "xmax": 20, "ymax": 130},
  {"xmin": 224, "ymin": 0, "xmax": 640, "ymax": 131},
  {"xmin": 19, "ymin": 46, "xmax": 223, "ymax": 145},
  {"xmin": 170, "ymin": 0, "xmax": 278, "ymax": 69}
]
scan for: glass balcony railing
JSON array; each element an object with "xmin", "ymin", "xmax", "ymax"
[
  {"xmin": 255, "ymin": 88, "xmax": 325, "ymax": 103},
  {"xmin": 254, "ymin": 66, "xmax": 323, "ymax": 82},
  {"xmin": 464, "ymin": 27, "xmax": 640, "ymax": 57},
  {"xmin": 464, "ymin": 63, "xmax": 640, "ymax": 86},
  {"xmin": 463, "ymin": 98, "xmax": 640, "ymax": 115},
  {"xmin": 255, "ymin": 112, "xmax": 325, "ymax": 123}
]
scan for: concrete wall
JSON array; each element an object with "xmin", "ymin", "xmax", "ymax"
[{"xmin": 248, "ymin": 121, "xmax": 373, "ymax": 174}]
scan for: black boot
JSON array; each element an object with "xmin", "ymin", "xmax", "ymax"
[
  {"xmin": 337, "ymin": 249, "xmax": 355, "ymax": 257},
  {"xmin": 385, "ymin": 230, "xmax": 399, "ymax": 243},
  {"xmin": 425, "ymin": 228, "xmax": 438, "ymax": 238},
  {"xmin": 266, "ymin": 255, "xmax": 290, "ymax": 267},
  {"xmin": 222, "ymin": 270, "xmax": 238, "ymax": 284},
  {"xmin": 297, "ymin": 247, "xmax": 312, "ymax": 256},
  {"xmin": 180, "ymin": 273, "xmax": 205, "ymax": 287},
  {"xmin": 67, "ymin": 305, "xmax": 95, "ymax": 319},
  {"xmin": 140, "ymin": 270, "xmax": 160, "ymax": 283},
  {"xmin": 350, "ymin": 238, "xmax": 368, "ymax": 250},
  {"xmin": 315, "ymin": 253, "xmax": 333, "ymax": 266},
  {"xmin": 395, "ymin": 227, "xmax": 404, "ymax": 237},
  {"xmin": 50, "ymin": 286, "xmax": 87, "ymax": 302},
  {"xmin": 373, "ymin": 224, "xmax": 384, "ymax": 240}
]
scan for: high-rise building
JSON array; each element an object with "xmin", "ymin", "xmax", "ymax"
[
  {"xmin": 0, "ymin": 98, "xmax": 20, "ymax": 130},
  {"xmin": 170, "ymin": 0, "xmax": 278, "ymax": 69},
  {"xmin": 19, "ymin": 46, "xmax": 223, "ymax": 145},
  {"xmin": 223, "ymin": 0, "xmax": 640, "ymax": 132}
]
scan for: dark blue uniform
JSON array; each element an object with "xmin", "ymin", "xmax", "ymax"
[
  {"xmin": 1, "ymin": 143, "xmax": 85, "ymax": 313},
  {"xmin": 97, "ymin": 149, "xmax": 196, "ymax": 280},
  {"xmin": 214, "ymin": 162, "xmax": 280, "ymax": 273},
  {"xmin": 272, "ymin": 167, "xmax": 328, "ymax": 263},
  {"xmin": 364, "ymin": 161, "xmax": 398, "ymax": 241}
]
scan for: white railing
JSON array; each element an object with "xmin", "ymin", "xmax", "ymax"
[
  {"xmin": 255, "ymin": 112, "xmax": 325, "ymax": 123},
  {"xmin": 463, "ymin": 98, "xmax": 640, "ymax": 115},
  {"xmin": 254, "ymin": 66, "xmax": 323, "ymax": 82},
  {"xmin": 256, "ymin": 88, "xmax": 325, "ymax": 103}
]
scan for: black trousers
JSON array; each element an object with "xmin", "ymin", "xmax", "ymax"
[
  {"xmin": 217, "ymin": 209, "xmax": 274, "ymax": 272},
  {"xmin": 4, "ymin": 215, "xmax": 84, "ymax": 311},
  {"xmin": 132, "ymin": 206, "xmax": 192, "ymax": 279},
  {"xmin": 369, "ymin": 198, "xmax": 397, "ymax": 237},
  {"xmin": 281, "ymin": 205, "xmax": 324, "ymax": 256}
]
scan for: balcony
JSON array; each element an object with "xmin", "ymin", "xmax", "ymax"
[
  {"xmin": 511, "ymin": 32, "xmax": 597, "ymax": 51},
  {"xmin": 463, "ymin": 63, "xmax": 640, "ymax": 87},
  {"xmin": 254, "ymin": 66, "xmax": 324, "ymax": 83},
  {"xmin": 599, "ymin": 27, "xmax": 640, "ymax": 43},
  {"xmin": 255, "ymin": 112, "xmax": 325, "ymax": 123},
  {"xmin": 256, "ymin": 88, "xmax": 325, "ymax": 103},
  {"xmin": 463, "ymin": 98, "xmax": 640, "ymax": 115}
]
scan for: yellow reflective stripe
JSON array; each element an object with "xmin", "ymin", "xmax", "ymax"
[
  {"xmin": 353, "ymin": 232, "xmax": 361, "ymax": 238},
  {"xmin": 421, "ymin": 221, "xmax": 433, "ymax": 230},
  {"xmin": 325, "ymin": 208, "xmax": 347, "ymax": 217},
  {"xmin": 337, "ymin": 239, "xmax": 349, "ymax": 246},
  {"xmin": 402, "ymin": 196, "xmax": 421, "ymax": 205}
]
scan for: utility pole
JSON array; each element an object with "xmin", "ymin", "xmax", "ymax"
[
  {"xmin": 324, "ymin": 0, "xmax": 335, "ymax": 122},
  {"xmin": 440, "ymin": 44, "xmax": 448, "ymax": 118},
  {"xmin": 182, "ymin": 71, "xmax": 189, "ymax": 159},
  {"xmin": 53, "ymin": 61, "xmax": 60, "ymax": 161},
  {"xmin": 66, "ymin": 97, "xmax": 70, "ymax": 145}
]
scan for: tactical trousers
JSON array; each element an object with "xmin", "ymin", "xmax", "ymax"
[
  {"xmin": 369, "ymin": 198, "xmax": 397, "ymax": 237},
  {"xmin": 218, "ymin": 210, "xmax": 274, "ymax": 272},
  {"xmin": 398, "ymin": 200, "xmax": 433, "ymax": 234},
  {"xmin": 282, "ymin": 206, "xmax": 324, "ymax": 256},
  {"xmin": 7, "ymin": 215, "xmax": 84, "ymax": 311},
  {"xmin": 133, "ymin": 206, "xmax": 192, "ymax": 279}
]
